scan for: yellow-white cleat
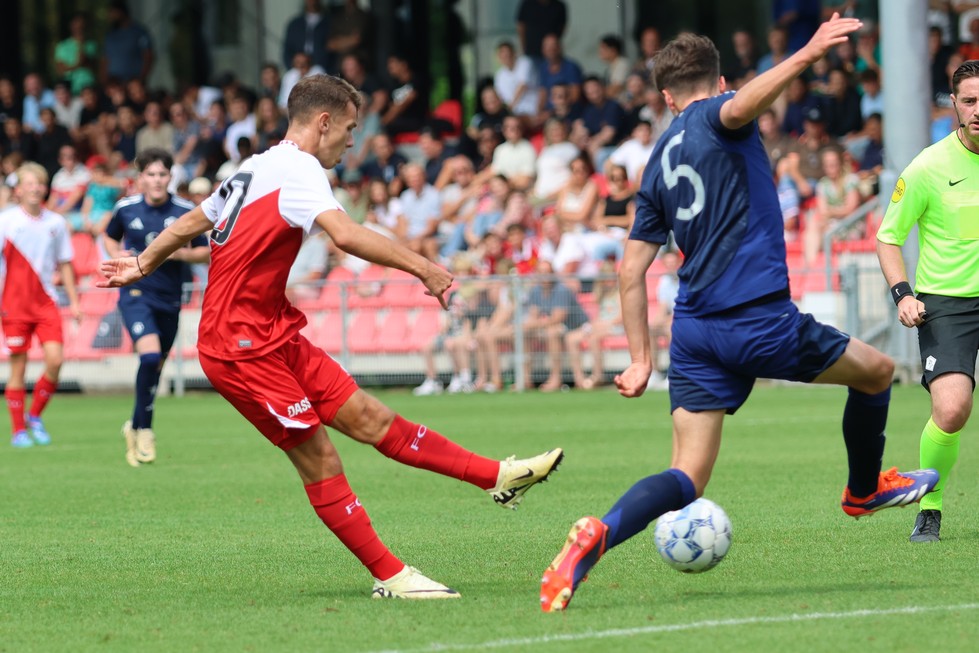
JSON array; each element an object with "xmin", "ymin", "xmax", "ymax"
[
  {"xmin": 371, "ymin": 566, "xmax": 461, "ymax": 599},
  {"xmin": 489, "ymin": 448, "xmax": 564, "ymax": 510}
]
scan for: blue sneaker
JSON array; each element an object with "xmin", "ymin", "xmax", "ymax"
[
  {"xmin": 27, "ymin": 416, "xmax": 51, "ymax": 445},
  {"xmin": 841, "ymin": 467, "xmax": 939, "ymax": 518},
  {"xmin": 11, "ymin": 430, "xmax": 34, "ymax": 448}
]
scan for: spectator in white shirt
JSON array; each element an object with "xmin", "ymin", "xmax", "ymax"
[
  {"xmin": 477, "ymin": 115, "xmax": 536, "ymax": 191},
  {"xmin": 532, "ymin": 118, "xmax": 579, "ymax": 203},
  {"xmin": 598, "ymin": 35, "xmax": 631, "ymax": 101},
  {"xmin": 494, "ymin": 41, "xmax": 539, "ymax": 121},
  {"xmin": 224, "ymin": 93, "xmax": 257, "ymax": 163},
  {"xmin": 607, "ymin": 120, "xmax": 655, "ymax": 184},
  {"xmin": 278, "ymin": 51, "xmax": 326, "ymax": 109}
]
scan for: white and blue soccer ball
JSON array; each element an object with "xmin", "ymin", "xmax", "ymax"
[{"xmin": 654, "ymin": 498, "xmax": 732, "ymax": 573}]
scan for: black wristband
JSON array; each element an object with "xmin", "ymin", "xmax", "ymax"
[
  {"xmin": 135, "ymin": 255, "xmax": 147, "ymax": 278},
  {"xmin": 890, "ymin": 281, "xmax": 913, "ymax": 306}
]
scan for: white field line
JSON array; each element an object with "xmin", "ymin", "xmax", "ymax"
[{"xmin": 366, "ymin": 602, "xmax": 979, "ymax": 653}]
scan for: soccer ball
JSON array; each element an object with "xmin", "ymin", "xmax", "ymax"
[{"xmin": 654, "ymin": 498, "xmax": 732, "ymax": 573}]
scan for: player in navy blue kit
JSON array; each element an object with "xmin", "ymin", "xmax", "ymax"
[
  {"xmin": 540, "ymin": 14, "xmax": 940, "ymax": 612},
  {"xmin": 102, "ymin": 149, "xmax": 209, "ymax": 466}
]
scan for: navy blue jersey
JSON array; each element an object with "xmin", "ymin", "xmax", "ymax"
[
  {"xmin": 631, "ymin": 93, "xmax": 788, "ymax": 317},
  {"xmin": 105, "ymin": 194, "xmax": 205, "ymax": 312}
]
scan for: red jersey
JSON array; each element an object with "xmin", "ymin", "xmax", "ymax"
[
  {"xmin": 0, "ymin": 206, "xmax": 73, "ymax": 320},
  {"xmin": 198, "ymin": 142, "xmax": 344, "ymax": 360}
]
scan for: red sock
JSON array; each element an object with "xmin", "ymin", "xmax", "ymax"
[
  {"xmin": 28, "ymin": 375, "xmax": 57, "ymax": 418},
  {"xmin": 305, "ymin": 474, "xmax": 404, "ymax": 581},
  {"xmin": 374, "ymin": 415, "xmax": 500, "ymax": 490},
  {"xmin": 5, "ymin": 387, "xmax": 26, "ymax": 433}
]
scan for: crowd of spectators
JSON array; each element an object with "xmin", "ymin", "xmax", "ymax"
[{"xmin": 0, "ymin": 0, "xmax": 970, "ymax": 389}]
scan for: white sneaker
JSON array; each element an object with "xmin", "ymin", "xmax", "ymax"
[
  {"xmin": 446, "ymin": 376, "xmax": 465, "ymax": 394},
  {"xmin": 122, "ymin": 421, "xmax": 139, "ymax": 467},
  {"xmin": 412, "ymin": 378, "xmax": 444, "ymax": 396},
  {"xmin": 646, "ymin": 371, "xmax": 669, "ymax": 391},
  {"xmin": 489, "ymin": 448, "xmax": 564, "ymax": 510},
  {"xmin": 371, "ymin": 565, "xmax": 461, "ymax": 599},
  {"xmin": 135, "ymin": 427, "xmax": 156, "ymax": 463}
]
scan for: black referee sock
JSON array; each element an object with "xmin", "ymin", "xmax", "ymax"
[{"xmin": 842, "ymin": 386, "xmax": 889, "ymax": 498}]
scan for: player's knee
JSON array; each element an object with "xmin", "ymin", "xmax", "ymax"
[
  {"xmin": 869, "ymin": 355, "xmax": 895, "ymax": 393},
  {"xmin": 933, "ymin": 403, "xmax": 971, "ymax": 433}
]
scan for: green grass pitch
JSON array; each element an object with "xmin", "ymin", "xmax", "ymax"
[{"xmin": 1, "ymin": 385, "xmax": 977, "ymax": 652}]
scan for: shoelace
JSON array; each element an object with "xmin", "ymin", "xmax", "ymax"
[
  {"xmin": 918, "ymin": 512, "xmax": 941, "ymax": 536},
  {"xmin": 879, "ymin": 466, "xmax": 908, "ymax": 487}
]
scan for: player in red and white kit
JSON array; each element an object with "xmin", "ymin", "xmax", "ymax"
[
  {"xmin": 99, "ymin": 75, "xmax": 563, "ymax": 599},
  {"xmin": 1, "ymin": 162, "xmax": 80, "ymax": 447}
]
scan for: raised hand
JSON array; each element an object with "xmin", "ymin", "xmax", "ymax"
[{"xmin": 800, "ymin": 12, "xmax": 863, "ymax": 64}]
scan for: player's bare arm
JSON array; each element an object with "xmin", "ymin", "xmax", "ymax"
[
  {"xmin": 876, "ymin": 240, "xmax": 927, "ymax": 327},
  {"xmin": 719, "ymin": 13, "xmax": 862, "ymax": 130},
  {"xmin": 315, "ymin": 208, "xmax": 453, "ymax": 309},
  {"xmin": 167, "ymin": 245, "xmax": 211, "ymax": 264},
  {"xmin": 58, "ymin": 261, "xmax": 81, "ymax": 321},
  {"xmin": 615, "ymin": 239, "xmax": 660, "ymax": 398},
  {"xmin": 98, "ymin": 206, "xmax": 212, "ymax": 288}
]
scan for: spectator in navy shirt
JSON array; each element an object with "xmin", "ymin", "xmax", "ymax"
[
  {"xmin": 101, "ymin": 1, "xmax": 154, "ymax": 83},
  {"xmin": 516, "ymin": 0, "xmax": 567, "ymax": 61},
  {"xmin": 577, "ymin": 76, "xmax": 628, "ymax": 168},
  {"xmin": 282, "ymin": 0, "xmax": 332, "ymax": 73},
  {"xmin": 538, "ymin": 35, "xmax": 584, "ymax": 108},
  {"xmin": 360, "ymin": 133, "xmax": 408, "ymax": 186}
]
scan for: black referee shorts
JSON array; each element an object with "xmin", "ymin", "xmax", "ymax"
[{"xmin": 916, "ymin": 293, "xmax": 979, "ymax": 391}]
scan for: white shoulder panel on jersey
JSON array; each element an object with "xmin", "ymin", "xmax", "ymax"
[
  {"xmin": 111, "ymin": 194, "xmax": 145, "ymax": 217},
  {"xmin": 274, "ymin": 147, "xmax": 343, "ymax": 233},
  {"xmin": 172, "ymin": 196, "xmax": 197, "ymax": 212}
]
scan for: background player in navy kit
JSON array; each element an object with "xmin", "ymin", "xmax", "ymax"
[
  {"xmin": 102, "ymin": 148, "xmax": 209, "ymax": 466},
  {"xmin": 539, "ymin": 14, "xmax": 940, "ymax": 612}
]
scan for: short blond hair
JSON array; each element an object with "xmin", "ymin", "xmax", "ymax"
[{"xmin": 15, "ymin": 162, "xmax": 48, "ymax": 186}]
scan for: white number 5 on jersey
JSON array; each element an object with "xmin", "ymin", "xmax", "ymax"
[{"xmin": 662, "ymin": 130, "xmax": 705, "ymax": 221}]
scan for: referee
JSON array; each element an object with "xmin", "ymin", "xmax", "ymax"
[{"xmin": 876, "ymin": 60, "xmax": 979, "ymax": 543}]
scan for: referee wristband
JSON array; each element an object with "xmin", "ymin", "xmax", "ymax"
[{"xmin": 890, "ymin": 281, "xmax": 914, "ymax": 306}]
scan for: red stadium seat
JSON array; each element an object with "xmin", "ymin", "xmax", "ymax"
[
  {"xmin": 79, "ymin": 289, "xmax": 119, "ymax": 316},
  {"xmin": 375, "ymin": 309, "xmax": 411, "ymax": 352},
  {"xmin": 407, "ymin": 308, "xmax": 441, "ymax": 351},
  {"xmin": 431, "ymin": 99, "xmax": 463, "ymax": 138},
  {"xmin": 71, "ymin": 233, "xmax": 100, "ymax": 279},
  {"xmin": 346, "ymin": 310, "xmax": 379, "ymax": 353}
]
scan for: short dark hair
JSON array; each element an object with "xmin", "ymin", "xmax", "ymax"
[
  {"xmin": 653, "ymin": 32, "xmax": 720, "ymax": 96},
  {"xmin": 952, "ymin": 60, "xmax": 979, "ymax": 95},
  {"xmin": 134, "ymin": 148, "xmax": 173, "ymax": 172},
  {"xmin": 287, "ymin": 74, "xmax": 363, "ymax": 123},
  {"xmin": 497, "ymin": 40, "xmax": 515, "ymax": 52},
  {"xmin": 601, "ymin": 35, "xmax": 623, "ymax": 53}
]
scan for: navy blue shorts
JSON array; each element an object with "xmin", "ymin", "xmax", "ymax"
[
  {"xmin": 118, "ymin": 292, "xmax": 180, "ymax": 354},
  {"xmin": 668, "ymin": 298, "xmax": 850, "ymax": 414}
]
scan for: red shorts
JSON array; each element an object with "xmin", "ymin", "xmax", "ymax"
[
  {"xmin": 199, "ymin": 333, "xmax": 359, "ymax": 450},
  {"xmin": 2, "ymin": 306, "xmax": 64, "ymax": 354}
]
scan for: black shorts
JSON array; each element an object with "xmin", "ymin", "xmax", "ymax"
[{"xmin": 916, "ymin": 293, "xmax": 979, "ymax": 390}]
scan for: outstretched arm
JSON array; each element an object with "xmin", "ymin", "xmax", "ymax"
[
  {"xmin": 98, "ymin": 206, "xmax": 212, "ymax": 288},
  {"xmin": 720, "ymin": 13, "xmax": 862, "ymax": 130},
  {"xmin": 317, "ymin": 208, "xmax": 453, "ymax": 309}
]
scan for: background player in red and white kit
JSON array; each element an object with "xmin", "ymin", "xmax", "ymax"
[
  {"xmin": 0, "ymin": 162, "xmax": 80, "ymax": 448},
  {"xmin": 99, "ymin": 74, "xmax": 563, "ymax": 599}
]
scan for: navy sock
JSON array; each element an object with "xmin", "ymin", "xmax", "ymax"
[
  {"xmin": 601, "ymin": 469, "xmax": 696, "ymax": 551},
  {"xmin": 842, "ymin": 386, "xmax": 888, "ymax": 498},
  {"xmin": 132, "ymin": 353, "xmax": 162, "ymax": 430}
]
